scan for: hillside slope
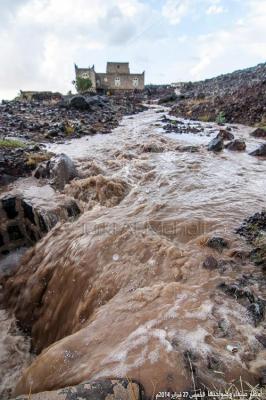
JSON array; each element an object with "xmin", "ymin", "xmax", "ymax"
[{"xmin": 172, "ymin": 62, "xmax": 266, "ymax": 126}]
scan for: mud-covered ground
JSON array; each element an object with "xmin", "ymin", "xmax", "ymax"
[{"xmin": 0, "ymin": 104, "xmax": 265, "ymax": 399}]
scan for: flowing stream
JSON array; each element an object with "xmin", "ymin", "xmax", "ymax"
[{"xmin": 1, "ymin": 105, "xmax": 265, "ymax": 398}]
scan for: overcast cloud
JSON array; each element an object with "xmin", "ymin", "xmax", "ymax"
[{"xmin": 0, "ymin": 0, "xmax": 265, "ymax": 99}]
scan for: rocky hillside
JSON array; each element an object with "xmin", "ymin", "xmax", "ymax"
[
  {"xmin": 182, "ymin": 62, "xmax": 266, "ymax": 98},
  {"xmin": 171, "ymin": 62, "xmax": 266, "ymax": 126}
]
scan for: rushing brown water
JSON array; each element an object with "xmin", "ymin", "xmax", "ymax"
[{"xmin": 1, "ymin": 105, "xmax": 266, "ymax": 398}]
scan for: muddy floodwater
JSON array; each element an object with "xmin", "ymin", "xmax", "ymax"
[{"xmin": 1, "ymin": 105, "xmax": 265, "ymax": 398}]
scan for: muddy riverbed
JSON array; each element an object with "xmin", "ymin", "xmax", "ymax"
[{"xmin": 0, "ymin": 105, "xmax": 265, "ymax": 398}]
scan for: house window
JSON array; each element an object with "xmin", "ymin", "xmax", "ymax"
[
  {"xmin": 104, "ymin": 77, "xmax": 108, "ymax": 82},
  {"xmin": 132, "ymin": 78, "xmax": 139, "ymax": 87},
  {"xmin": 115, "ymin": 77, "xmax": 121, "ymax": 87}
]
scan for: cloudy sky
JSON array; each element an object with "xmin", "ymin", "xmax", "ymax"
[{"xmin": 0, "ymin": 0, "xmax": 265, "ymax": 99}]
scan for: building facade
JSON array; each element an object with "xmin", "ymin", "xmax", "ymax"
[{"xmin": 75, "ymin": 62, "xmax": 145, "ymax": 92}]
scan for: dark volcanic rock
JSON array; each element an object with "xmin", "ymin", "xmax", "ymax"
[
  {"xmin": 225, "ymin": 139, "xmax": 246, "ymax": 151},
  {"xmin": 2, "ymin": 196, "xmax": 18, "ymax": 219},
  {"xmin": 250, "ymin": 128, "xmax": 266, "ymax": 139},
  {"xmin": 217, "ymin": 129, "xmax": 234, "ymax": 141},
  {"xmin": 202, "ymin": 256, "xmax": 218, "ymax": 270},
  {"xmin": 207, "ymin": 137, "xmax": 224, "ymax": 152},
  {"xmin": 13, "ymin": 378, "xmax": 144, "ymax": 400},
  {"xmin": 207, "ymin": 237, "xmax": 229, "ymax": 252},
  {"xmin": 69, "ymin": 95, "xmax": 91, "ymax": 111},
  {"xmin": 247, "ymin": 300, "xmax": 265, "ymax": 326},
  {"xmin": 250, "ymin": 246, "xmax": 266, "ymax": 268},
  {"xmin": 249, "ymin": 143, "xmax": 266, "ymax": 157},
  {"xmin": 256, "ymin": 334, "xmax": 266, "ymax": 347},
  {"xmin": 237, "ymin": 211, "xmax": 266, "ymax": 270},
  {"xmin": 35, "ymin": 153, "xmax": 78, "ymax": 190},
  {"xmin": 236, "ymin": 211, "xmax": 266, "ymax": 242},
  {"xmin": 219, "ymin": 281, "xmax": 265, "ymax": 326},
  {"xmin": 219, "ymin": 282, "xmax": 255, "ymax": 303},
  {"xmin": 158, "ymin": 93, "xmax": 178, "ymax": 104},
  {"xmin": 170, "ymin": 63, "xmax": 266, "ymax": 126}
]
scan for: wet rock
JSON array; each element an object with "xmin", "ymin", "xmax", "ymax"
[
  {"xmin": 2, "ymin": 196, "xmax": 18, "ymax": 219},
  {"xmin": 217, "ymin": 129, "xmax": 234, "ymax": 141},
  {"xmin": 66, "ymin": 200, "xmax": 81, "ymax": 218},
  {"xmin": 249, "ymin": 143, "xmax": 266, "ymax": 157},
  {"xmin": 206, "ymin": 237, "xmax": 229, "ymax": 252},
  {"xmin": 250, "ymin": 127, "xmax": 266, "ymax": 138},
  {"xmin": 33, "ymin": 162, "xmax": 51, "ymax": 179},
  {"xmin": 7, "ymin": 225, "xmax": 23, "ymax": 241},
  {"xmin": 236, "ymin": 211, "xmax": 266, "ymax": 242},
  {"xmin": 216, "ymin": 259, "xmax": 236, "ymax": 273},
  {"xmin": 158, "ymin": 93, "xmax": 178, "ymax": 104},
  {"xmin": 255, "ymin": 334, "xmax": 266, "ymax": 347},
  {"xmin": 247, "ymin": 300, "xmax": 265, "ymax": 326},
  {"xmin": 12, "ymin": 379, "xmax": 144, "ymax": 400},
  {"xmin": 219, "ymin": 281, "xmax": 265, "ymax": 326},
  {"xmin": 202, "ymin": 256, "xmax": 218, "ymax": 270},
  {"xmin": 21, "ymin": 200, "xmax": 36, "ymax": 225},
  {"xmin": 250, "ymin": 245, "xmax": 266, "ymax": 268},
  {"xmin": 215, "ymin": 318, "xmax": 230, "ymax": 337},
  {"xmin": 218, "ymin": 282, "xmax": 255, "ymax": 303},
  {"xmin": 35, "ymin": 154, "xmax": 78, "ymax": 190},
  {"xmin": 207, "ymin": 137, "xmax": 224, "ymax": 152},
  {"xmin": 225, "ymin": 139, "xmax": 246, "ymax": 151}
]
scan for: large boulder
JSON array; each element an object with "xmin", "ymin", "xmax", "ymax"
[
  {"xmin": 217, "ymin": 129, "xmax": 234, "ymax": 141},
  {"xmin": 207, "ymin": 137, "xmax": 224, "ymax": 152},
  {"xmin": 68, "ymin": 95, "xmax": 109, "ymax": 112},
  {"xmin": 158, "ymin": 93, "xmax": 177, "ymax": 104},
  {"xmin": 225, "ymin": 139, "xmax": 246, "ymax": 151},
  {"xmin": 250, "ymin": 128, "xmax": 266, "ymax": 139},
  {"xmin": 34, "ymin": 153, "xmax": 78, "ymax": 190},
  {"xmin": 249, "ymin": 143, "xmax": 266, "ymax": 157},
  {"xmin": 69, "ymin": 95, "xmax": 91, "ymax": 111}
]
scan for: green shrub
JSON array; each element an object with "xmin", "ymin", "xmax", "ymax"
[
  {"xmin": 0, "ymin": 139, "xmax": 27, "ymax": 148},
  {"xmin": 74, "ymin": 76, "xmax": 92, "ymax": 93},
  {"xmin": 216, "ymin": 111, "xmax": 226, "ymax": 124}
]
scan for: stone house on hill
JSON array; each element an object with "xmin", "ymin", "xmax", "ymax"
[{"xmin": 75, "ymin": 62, "xmax": 145, "ymax": 92}]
